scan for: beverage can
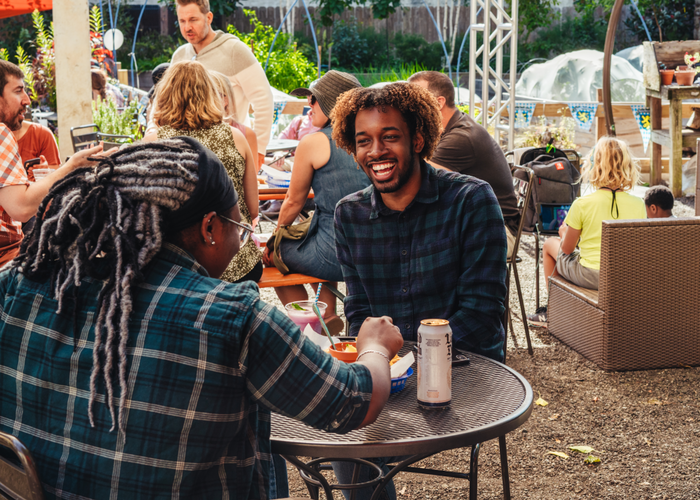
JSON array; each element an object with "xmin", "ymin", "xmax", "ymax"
[{"xmin": 417, "ymin": 319, "xmax": 452, "ymax": 409}]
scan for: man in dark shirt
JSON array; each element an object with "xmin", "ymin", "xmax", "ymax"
[
  {"xmin": 330, "ymin": 81, "xmax": 506, "ymax": 500},
  {"xmin": 408, "ymin": 71, "xmax": 520, "ymax": 256}
]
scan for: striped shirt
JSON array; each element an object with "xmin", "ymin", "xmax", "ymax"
[
  {"xmin": 334, "ymin": 161, "xmax": 507, "ymax": 361},
  {"xmin": 0, "ymin": 123, "xmax": 28, "ymax": 243},
  {"xmin": 0, "ymin": 243, "xmax": 372, "ymax": 499}
]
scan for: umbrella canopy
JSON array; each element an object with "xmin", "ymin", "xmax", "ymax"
[{"xmin": 0, "ymin": 0, "xmax": 52, "ymax": 20}]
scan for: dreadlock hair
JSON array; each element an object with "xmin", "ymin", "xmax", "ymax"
[
  {"xmin": 331, "ymin": 82, "xmax": 443, "ymax": 161},
  {"xmin": 12, "ymin": 139, "xmax": 200, "ymax": 432}
]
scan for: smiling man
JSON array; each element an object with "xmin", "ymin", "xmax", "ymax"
[
  {"xmin": 0, "ymin": 60, "xmax": 103, "ymax": 265},
  {"xmin": 333, "ymin": 82, "xmax": 507, "ymax": 362},
  {"xmin": 170, "ymin": 0, "xmax": 273, "ymax": 161}
]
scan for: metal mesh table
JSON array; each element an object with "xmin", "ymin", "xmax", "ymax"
[{"xmin": 271, "ymin": 350, "xmax": 533, "ymax": 499}]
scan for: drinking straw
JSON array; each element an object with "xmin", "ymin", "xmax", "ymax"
[{"xmin": 312, "ymin": 284, "xmax": 335, "ymax": 349}]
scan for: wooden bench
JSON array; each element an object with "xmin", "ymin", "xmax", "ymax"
[{"xmin": 258, "ymin": 267, "xmax": 345, "ymax": 300}]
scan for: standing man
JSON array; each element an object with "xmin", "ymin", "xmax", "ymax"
[
  {"xmin": 408, "ymin": 71, "xmax": 520, "ymax": 257},
  {"xmin": 0, "ymin": 60, "xmax": 102, "ymax": 265},
  {"xmin": 172, "ymin": 0, "xmax": 273, "ymax": 164}
]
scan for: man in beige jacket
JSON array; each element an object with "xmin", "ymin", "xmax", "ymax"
[{"xmin": 172, "ymin": 0, "xmax": 274, "ymax": 163}]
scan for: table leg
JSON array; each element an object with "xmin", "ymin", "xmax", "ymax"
[
  {"xmin": 649, "ymin": 96, "xmax": 662, "ymax": 186},
  {"xmin": 512, "ymin": 261, "xmax": 532, "ymax": 355},
  {"xmin": 282, "ymin": 455, "xmax": 333, "ymax": 500},
  {"xmin": 534, "ymin": 234, "xmax": 540, "ymax": 309},
  {"xmin": 369, "ymin": 453, "xmax": 433, "ymax": 500},
  {"xmin": 469, "ymin": 443, "xmax": 481, "ymax": 500},
  {"xmin": 499, "ymin": 435, "xmax": 511, "ymax": 500},
  {"xmin": 669, "ymin": 97, "xmax": 683, "ymax": 197}
]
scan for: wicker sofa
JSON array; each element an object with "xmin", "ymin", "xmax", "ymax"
[{"xmin": 548, "ymin": 217, "xmax": 700, "ymax": 371}]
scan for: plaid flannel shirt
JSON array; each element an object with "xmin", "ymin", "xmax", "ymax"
[
  {"xmin": 0, "ymin": 243, "xmax": 372, "ymax": 499},
  {"xmin": 0, "ymin": 123, "xmax": 28, "ymax": 243},
  {"xmin": 334, "ymin": 161, "xmax": 507, "ymax": 361}
]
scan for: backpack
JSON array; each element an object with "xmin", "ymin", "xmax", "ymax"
[{"xmin": 513, "ymin": 154, "xmax": 581, "ymax": 233}]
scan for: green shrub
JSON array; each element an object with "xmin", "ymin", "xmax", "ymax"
[
  {"xmin": 392, "ymin": 32, "xmax": 445, "ymax": 70},
  {"xmin": 331, "ymin": 20, "xmax": 368, "ymax": 69},
  {"xmin": 92, "ymin": 98, "xmax": 143, "ymax": 141},
  {"xmin": 228, "ymin": 10, "xmax": 318, "ymax": 93},
  {"xmin": 518, "ymin": 14, "xmax": 607, "ymax": 64},
  {"xmin": 131, "ymin": 32, "xmax": 180, "ymax": 72},
  {"xmin": 623, "ymin": 0, "xmax": 694, "ymax": 42}
]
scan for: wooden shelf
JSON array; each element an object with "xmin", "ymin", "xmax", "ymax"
[{"xmin": 650, "ymin": 128, "xmax": 700, "ymax": 148}]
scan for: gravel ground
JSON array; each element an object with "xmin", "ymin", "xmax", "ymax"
[{"xmin": 259, "ymin": 196, "xmax": 699, "ymax": 499}]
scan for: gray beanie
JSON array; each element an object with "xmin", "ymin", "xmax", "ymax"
[{"xmin": 290, "ymin": 70, "xmax": 362, "ymax": 118}]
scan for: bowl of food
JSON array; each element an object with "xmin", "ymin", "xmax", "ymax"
[
  {"xmin": 327, "ymin": 342, "xmax": 358, "ymax": 363},
  {"xmin": 391, "ymin": 367, "xmax": 413, "ymax": 394}
]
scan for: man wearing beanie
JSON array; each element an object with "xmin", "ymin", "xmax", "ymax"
[{"xmin": 0, "ymin": 139, "xmax": 402, "ymax": 499}]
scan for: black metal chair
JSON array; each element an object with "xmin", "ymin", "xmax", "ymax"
[
  {"xmin": 0, "ymin": 430, "xmax": 44, "ymax": 500},
  {"xmin": 503, "ymin": 165, "xmax": 535, "ymax": 361},
  {"xmin": 70, "ymin": 124, "xmax": 100, "ymax": 153}
]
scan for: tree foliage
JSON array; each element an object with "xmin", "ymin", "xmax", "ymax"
[
  {"xmin": 315, "ymin": 0, "xmax": 402, "ymax": 26},
  {"xmin": 228, "ymin": 10, "xmax": 318, "ymax": 93}
]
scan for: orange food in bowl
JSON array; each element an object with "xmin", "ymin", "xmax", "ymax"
[{"xmin": 327, "ymin": 342, "xmax": 358, "ymax": 363}]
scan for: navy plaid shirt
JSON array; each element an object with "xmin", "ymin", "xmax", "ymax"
[
  {"xmin": 335, "ymin": 161, "xmax": 506, "ymax": 361},
  {"xmin": 0, "ymin": 243, "xmax": 372, "ymax": 499}
]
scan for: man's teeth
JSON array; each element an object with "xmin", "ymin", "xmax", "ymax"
[{"xmin": 372, "ymin": 163, "xmax": 394, "ymax": 172}]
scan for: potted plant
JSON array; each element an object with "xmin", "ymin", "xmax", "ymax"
[
  {"xmin": 659, "ymin": 63, "xmax": 674, "ymax": 86},
  {"xmin": 675, "ymin": 66, "xmax": 695, "ymax": 86}
]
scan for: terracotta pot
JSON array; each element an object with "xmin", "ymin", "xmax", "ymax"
[
  {"xmin": 675, "ymin": 70, "xmax": 695, "ymax": 86},
  {"xmin": 660, "ymin": 69, "xmax": 675, "ymax": 85}
]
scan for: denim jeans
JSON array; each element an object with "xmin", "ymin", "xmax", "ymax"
[
  {"xmin": 331, "ymin": 456, "xmax": 410, "ymax": 500},
  {"xmin": 269, "ymin": 454, "xmax": 290, "ymax": 498}
]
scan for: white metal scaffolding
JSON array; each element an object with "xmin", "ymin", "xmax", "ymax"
[{"xmin": 467, "ymin": 0, "xmax": 518, "ymax": 150}]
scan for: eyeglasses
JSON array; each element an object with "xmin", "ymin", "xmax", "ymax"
[
  {"xmin": 217, "ymin": 213, "xmax": 253, "ymax": 245},
  {"xmin": 307, "ymin": 94, "xmax": 317, "ymax": 106}
]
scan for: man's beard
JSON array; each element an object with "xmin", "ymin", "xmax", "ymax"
[
  {"xmin": 371, "ymin": 150, "xmax": 418, "ymax": 194},
  {"xmin": 0, "ymin": 108, "xmax": 23, "ymax": 131}
]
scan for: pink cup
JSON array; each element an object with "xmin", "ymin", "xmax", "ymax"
[{"xmin": 285, "ymin": 301, "xmax": 328, "ymax": 334}]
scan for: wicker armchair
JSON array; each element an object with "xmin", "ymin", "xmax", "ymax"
[{"xmin": 548, "ymin": 217, "xmax": 700, "ymax": 371}]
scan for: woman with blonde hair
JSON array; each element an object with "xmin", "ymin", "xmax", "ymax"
[
  {"xmin": 145, "ymin": 60, "xmax": 262, "ymax": 283},
  {"xmin": 528, "ymin": 136, "xmax": 647, "ymax": 327},
  {"xmin": 209, "ymin": 71, "xmax": 258, "ymax": 160}
]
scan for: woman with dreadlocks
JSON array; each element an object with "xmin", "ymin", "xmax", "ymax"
[
  {"xmin": 144, "ymin": 60, "xmax": 262, "ymax": 284},
  {"xmin": 0, "ymin": 138, "xmax": 402, "ymax": 500}
]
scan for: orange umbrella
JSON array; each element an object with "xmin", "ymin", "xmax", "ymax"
[{"xmin": 0, "ymin": 0, "xmax": 52, "ymax": 20}]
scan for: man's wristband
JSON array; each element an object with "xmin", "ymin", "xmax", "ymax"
[{"xmin": 356, "ymin": 349, "xmax": 391, "ymax": 363}]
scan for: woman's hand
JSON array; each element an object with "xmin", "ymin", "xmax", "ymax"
[{"xmin": 262, "ymin": 245, "xmax": 274, "ymax": 267}]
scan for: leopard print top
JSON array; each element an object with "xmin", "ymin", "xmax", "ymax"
[{"xmin": 158, "ymin": 123, "xmax": 261, "ymax": 282}]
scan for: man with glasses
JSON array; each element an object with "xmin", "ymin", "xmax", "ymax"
[{"xmin": 0, "ymin": 139, "xmax": 403, "ymax": 499}]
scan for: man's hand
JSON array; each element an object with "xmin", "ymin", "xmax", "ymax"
[{"xmin": 356, "ymin": 316, "xmax": 403, "ymax": 362}]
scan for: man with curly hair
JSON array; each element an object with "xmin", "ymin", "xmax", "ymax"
[
  {"xmin": 408, "ymin": 71, "xmax": 520, "ymax": 257},
  {"xmin": 330, "ymin": 81, "xmax": 508, "ymax": 500}
]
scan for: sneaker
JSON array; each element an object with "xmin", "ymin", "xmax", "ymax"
[{"xmin": 527, "ymin": 306, "xmax": 548, "ymax": 328}]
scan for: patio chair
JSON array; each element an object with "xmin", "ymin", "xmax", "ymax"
[
  {"xmin": 548, "ymin": 217, "xmax": 700, "ymax": 371},
  {"xmin": 503, "ymin": 165, "xmax": 535, "ymax": 360},
  {"xmin": 96, "ymin": 132, "xmax": 135, "ymax": 151},
  {"xmin": 506, "ymin": 148, "xmax": 582, "ymax": 309},
  {"xmin": 70, "ymin": 124, "xmax": 100, "ymax": 153},
  {"xmin": 0, "ymin": 430, "xmax": 44, "ymax": 500}
]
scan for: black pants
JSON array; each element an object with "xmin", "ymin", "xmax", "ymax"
[{"xmin": 234, "ymin": 260, "xmax": 263, "ymax": 284}]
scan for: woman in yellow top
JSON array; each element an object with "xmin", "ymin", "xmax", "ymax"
[{"xmin": 528, "ymin": 136, "xmax": 647, "ymax": 327}]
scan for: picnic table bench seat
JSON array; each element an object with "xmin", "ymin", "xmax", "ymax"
[
  {"xmin": 258, "ymin": 267, "xmax": 345, "ymax": 300},
  {"xmin": 548, "ymin": 217, "xmax": 700, "ymax": 371}
]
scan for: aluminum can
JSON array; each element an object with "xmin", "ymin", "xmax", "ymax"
[{"xmin": 417, "ymin": 319, "xmax": 452, "ymax": 409}]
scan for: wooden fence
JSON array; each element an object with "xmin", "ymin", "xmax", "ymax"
[{"xmin": 225, "ymin": 5, "xmax": 471, "ymax": 44}]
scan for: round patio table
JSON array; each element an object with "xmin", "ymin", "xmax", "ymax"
[{"xmin": 271, "ymin": 348, "xmax": 533, "ymax": 500}]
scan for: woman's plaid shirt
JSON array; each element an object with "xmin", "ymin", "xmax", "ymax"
[{"xmin": 0, "ymin": 243, "xmax": 372, "ymax": 499}]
